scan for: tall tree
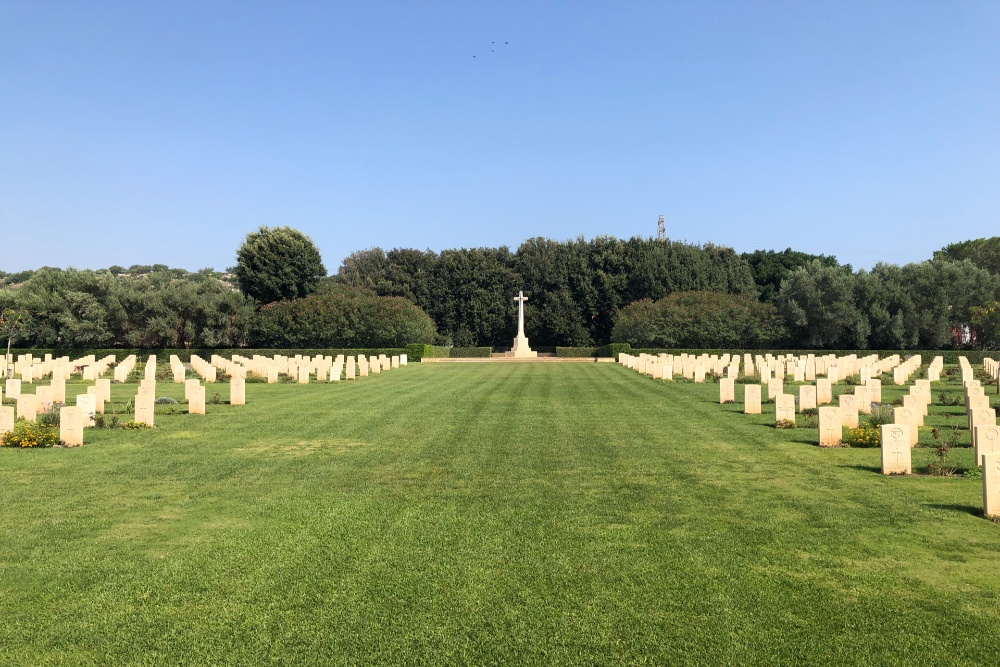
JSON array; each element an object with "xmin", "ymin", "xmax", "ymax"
[
  {"xmin": 742, "ymin": 248, "xmax": 839, "ymax": 303},
  {"xmin": 234, "ymin": 226, "xmax": 326, "ymax": 305},
  {"xmin": 934, "ymin": 237, "xmax": 1000, "ymax": 275}
]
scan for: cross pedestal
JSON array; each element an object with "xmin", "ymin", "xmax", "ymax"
[{"xmin": 505, "ymin": 291, "xmax": 537, "ymax": 358}]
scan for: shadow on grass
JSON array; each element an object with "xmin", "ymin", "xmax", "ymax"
[
  {"xmin": 924, "ymin": 503, "xmax": 982, "ymax": 518},
  {"xmin": 840, "ymin": 464, "xmax": 881, "ymax": 474}
]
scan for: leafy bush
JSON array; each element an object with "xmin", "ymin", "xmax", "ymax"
[
  {"xmin": 867, "ymin": 403, "xmax": 894, "ymax": 427},
  {"xmin": 406, "ymin": 344, "xmax": 449, "ymax": 360},
  {"xmin": 775, "ymin": 419, "xmax": 797, "ymax": 429},
  {"xmin": 612, "ymin": 291, "xmax": 786, "ymax": 348},
  {"xmin": 450, "ymin": 347, "xmax": 492, "ymax": 358},
  {"xmin": 938, "ymin": 392, "xmax": 964, "ymax": 406},
  {"xmin": 844, "ymin": 425, "xmax": 880, "ymax": 447},
  {"xmin": 255, "ymin": 284, "xmax": 436, "ymax": 348},
  {"xmin": 36, "ymin": 402, "xmax": 64, "ymax": 427},
  {"xmin": 155, "ymin": 397, "xmax": 178, "ymax": 404},
  {"xmin": 2, "ymin": 420, "xmax": 60, "ymax": 448}
]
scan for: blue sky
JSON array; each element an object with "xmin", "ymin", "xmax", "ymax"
[{"xmin": 2, "ymin": 1, "xmax": 998, "ymax": 274}]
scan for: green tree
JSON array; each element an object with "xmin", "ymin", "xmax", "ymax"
[
  {"xmin": 253, "ymin": 284, "xmax": 436, "ymax": 347},
  {"xmin": 934, "ymin": 237, "xmax": 1000, "ymax": 275},
  {"xmin": 611, "ymin": 291, "xmax": 786, "ymax": 348},
  {"xmin": 970, "ymin": 302, "xmax": 1000, "ymax": 349},
  {"xmin": 234, "ymin": 226, "xmax": 326, "ymax": 305},
  {"xmin": 776, "ymin": 261, "xmax": 866, "ymax": 349},
  {"xmin": 742, "ymin": 248, "xmax": 839, "ymax": 303}
]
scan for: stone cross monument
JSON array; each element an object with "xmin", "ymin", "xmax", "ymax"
[{"xmin": 505, "ymin": 290, "xmax": 538, "ymax": 358}]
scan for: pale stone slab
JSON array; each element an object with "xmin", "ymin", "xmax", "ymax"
[
  {"xmin": 184, "ymin": 379, "xmax": 200, "ymax": 402},
  {"xmin": 60, "ymin": 406, "xmax": 84, "ymax": 447},
  {"xmin": 775, "ymin": 394, "xmax": 796, "ymax": 423},
  {"xmin": 975, "ymin": 424, "xmax": 1000, "ymax": 466},
  {"xmin": 970, "ymin": 409, "xmax": 997, "ymax": 449},
  {"xmin": 881, "ymin": 425, "xmax": 911, "ymax": 474},
  {"xmin": 35, "ymin": 386, "xmax": 54, "ymax": 410},
  {"xmin": 96, "ymin": 378, "xmax": 111, "ymax": 405},
  {"xmin": 838, "ymin": 394, "xmax": 860, "ymax": 428},
  {"xmin": 901, "ymin": 396, "xmax": 925, "ymax": 426},
  {"xmin": 984, "ymin": 452, "xmax": 1000, "ymax": 519},
  {"xmin": 50, "ymin": 378, "xmax": 66, "ymax": 403},
  {"xmin": 230, "ymin": 376, "xmax": 245, "ymax": 405},
  {"xmin": 0, "ymin": 406, "xmax": 14, "ymax": 435},
  {"xmin": 819, "ymin": 407, "xmax": 842, "ymax": 446},
  {"xmin": 693, "ymin": 366, "xmax": 705, "ymax": 383},
  {"xmin": 816, "ymin": 379, "xmax": 832, "ymax": 405},
  {"xmin": 767, "ymin": 378, "xmax": 783, "ymax": 401},
  {"xmin": 719, "ymin": 378, "xmax": 735, "ymax": 403},
  {"xmin": 16, "ymin": 394, "xmax": 37, "ymax": 421},
  {"xmin": 867, "ymin": 379, "xmax": 882, "ymax": 403},
  {"xmin": 799, "ymin": 385, "xmax": 817, "ymax": 412},
  {"xmin": 346, "ymin": 357, "xmax": 356, "ymax": 380},
  {"xmin": 76, "ymin": 394, "xmax": 96, "ymax": 427},
  {"xmin": 893, "ymin": 407, "xmax": 920, "ymax": 446},
  {"xmin": 743, "ymin": 385, "xmax": 761, "ymax": 414},
  {"xmin": 135, "ymin": 401, "xmax": 155, "ymax": 426},
  {"xmin": 5, "ymin": 378, "xmax": 21, "ymax": 399},
  {"xmin": 298, "ymin": 366, "xmax": 310, "ymax": 384},
  {"xmin": 852, "ymin": 386, "xmax": 871, "ymax": 415},
  {"xmin": 189, "ymin": 385, "xmax": 206, "ymax": 415}
]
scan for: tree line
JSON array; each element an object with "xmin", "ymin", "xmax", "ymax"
[{"xmin": 3, "ymin": 229, "xmax": 999, "ymax": 351}]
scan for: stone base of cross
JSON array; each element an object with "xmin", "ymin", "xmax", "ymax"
[{"xmin": 504, "ymin": 291, "xmax": 538, "ymax": 358}]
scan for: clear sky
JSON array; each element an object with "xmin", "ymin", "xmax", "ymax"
[{"xmin": 2, "ymin": 1, "xmax": 998, "ymax": 274}]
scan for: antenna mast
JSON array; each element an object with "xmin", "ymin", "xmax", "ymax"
[{"xmin": 657, "ymin": 214, "xmax": 665, "ymax": 241}]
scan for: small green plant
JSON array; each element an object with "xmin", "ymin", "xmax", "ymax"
[
  {"xmin": 844, "ymin": 425, "xmax": 880, "ymax": 448},
  {"xmin": 155, "ymin": 396, "xmax": 178, "ymax": 404},
  {"xmin": 843, "ymin": 375, "xmax": 861, "ymax": 386},
  {"xmin": 120, "ymin": 421, "xmax": 154, "ymax": 430},
  {"xmin": 775, "ymin": 419, "xmax": 797, "ymax": 429},
  {"xmin": 94, "ymin": 414, "xmax": 106, "ymax": 429},
  {"xmin": 36, "ymin": 402, "xmax": 64, "ymax": 427},
  {"xmin": 2, "ymin": 420, "xmax": 60, "ymax": 448},
  {"xmin": 926, "ymin": 428, "xmax": 960, "ymax": 476},
  {"xmin": 867, "ymin": 403, "xmax": 894, "ymax": 428},
  {"xmin": 801, "ymin": 407, "xmax": 818, "ymax": 417},
  {"xmin": 963, "ymin": 465, "xmax": 983, "ymax": 479},
  {"xmin": 210, "ymin": 392, "xmax": 221, "ymax": 405},
  {"xmin": 938, "ymin": 392, "xmax": 964, "ymax": 407}
]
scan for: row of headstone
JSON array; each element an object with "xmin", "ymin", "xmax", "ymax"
[
  {"xmin": 10, "ymin": 353, "xmax": 116, "ymax": 384},
  {"xmin": 621, "ymin": 351, "xmax": 926, "ymax": 388},
  {"xmin": 114, "ymin": 355, "xmax": 138, "ymax": 382}
]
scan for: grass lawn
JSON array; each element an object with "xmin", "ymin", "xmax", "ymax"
[{"xmin": 2, "ymin": 362, "xmax": 1000, "ymax": 665}]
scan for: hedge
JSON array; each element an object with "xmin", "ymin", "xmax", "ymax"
[
  {"xmin": 449, "ymin": 347, "xmax": 492, "ymax": 358},
  {"xmin": 556, "ymin": 344, "xmax": 632, "ymax": 360}
]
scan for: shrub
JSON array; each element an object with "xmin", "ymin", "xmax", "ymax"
[
  {"xmin": 596, "ymin": 343, "xmax": 631, "ymax": 360},
  {"xmin": 254, "ymin": 284, "xmax": 436, "ymax": 347},
  {"xmin": 556, "ymin": 347, "xmax": 599, "ymax": 358},
  {"xmin": 867, "ymin": 403, "xmax": 894, "ymax": 427},
  {"xmin": 2, "ymin": 420, "xmax": 60, "ymax": 448},
  {"xmin": 37, "ymin": 402, "xmax": 64, "ymax": 427},
  {"xmin": 612, "ymin": 291, "xmax": 786, "ymax": 348},
  {"xmin": 120, "ymin": 420, "xmax": 154, "ymax": 430},
  {"xmin": 775, "ymin": 419, "xmax": 797, "ymax": 429},
  {"xmin": 155, "ymin": 397, "xmax": 178, "ymax": 404},
  {"xmin": 844, "ymin": 425, "xmax": 880, "ymax": 447},
  {"xmin": 938, "ymin": 392, "xmax": 964, "ymax": 406}
]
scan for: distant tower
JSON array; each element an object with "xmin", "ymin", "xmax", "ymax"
[{"xmin": 657, "ymin": 214, "xmax": 665, "ymax": 241}]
